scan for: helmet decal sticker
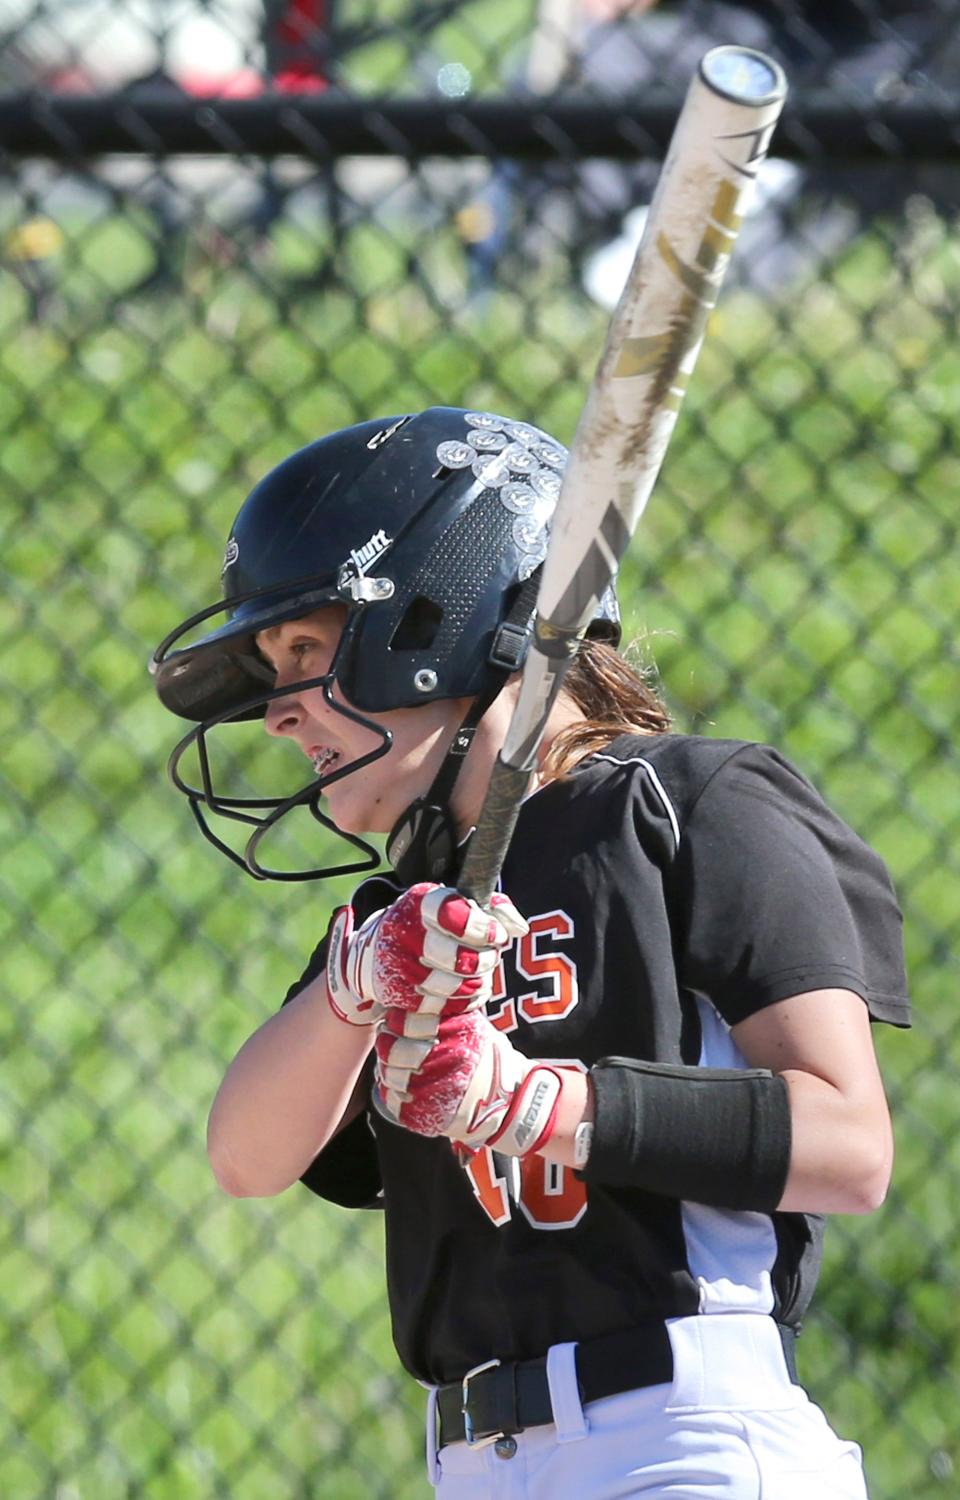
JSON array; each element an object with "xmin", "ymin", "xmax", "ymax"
[
  {"xmin": 466, "ymin": 428, "xmax": 508, "ymax": 452},
  {"xmin": 221, "ymin": 536, "xmax": 239, "ymax": 581},
  {"xmin": 530, "ymin": 468, "xmax": 562, "ymax": 502},
  {"xmin": 436, "ymin": 439, "xmax": 475, "ymax": 469},
  {"xmin": 500, "ymin": 443, "xmax": 538, "ymax": 474},
  {"xmin": 500, "ymin": 482, "xmax": 537, "ymax": 515},
  {"xmin": 463, "ymin": 411, "xmax": 504, "ymax": 430},
  {"xmin": 517, "ymin": 551, "xmax": 544, "ymax": 581},
  {"xmin": 471, "ymin": 452, "xmax": 512, "ymax": 487},
  {"xmin": 365, "ymin": 417, "xmax": 408, "ymax": 450},
  {"xmin": 503, "ymin": 420, "xmax": 543, "ymax": 444},
  {"xmin": 513, "ymin": 516, "xmax": 545, "ymax": 550},
  {"xmin": 336, "ymin": 528, "xmax": 394, "ymax": 590},
  {"xmin": 529, "ymin": 440, "xmax": 566, "ymax": 470}
]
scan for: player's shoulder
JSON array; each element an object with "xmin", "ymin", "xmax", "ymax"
[
  {"xmin": 576, "ymin": 730, "xmax": 751, "ymax": 815},
  {"xmin": 583, "ymin": 729, "xmax": 749, "ymax": 777},
  {"xmin": 572, "ymin": 732, "xmax": 826, "ymax": 850}
]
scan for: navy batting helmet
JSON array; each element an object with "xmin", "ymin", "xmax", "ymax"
[{"xmin": 151, "ymin": 407, "xmax": 620, "ymax": 881}]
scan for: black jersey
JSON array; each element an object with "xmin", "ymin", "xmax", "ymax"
[{"xmin": 283, "ymin": 734, "xmax": 909, "ymax": 1386}]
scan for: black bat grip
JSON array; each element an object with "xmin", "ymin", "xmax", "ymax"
[{"xmin": 457, "ymin": 756, "xmax": 532, "ymax": 906}]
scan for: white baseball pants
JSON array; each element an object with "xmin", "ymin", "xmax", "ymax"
[{"xmin": 425, "ymin": 1313, "xmax": 868, "ymax": 1499}]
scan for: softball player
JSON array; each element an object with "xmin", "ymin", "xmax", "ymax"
[{"xmin": 153, "ymin": 407, "xmax": 909, "ymax": 1499}]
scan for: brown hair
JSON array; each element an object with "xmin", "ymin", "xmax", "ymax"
[{"xmin": 542, "ymin": 638, "xmax": 672, "ymax": 778}]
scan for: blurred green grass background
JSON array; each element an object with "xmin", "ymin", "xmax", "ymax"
[{"xmin": 2, "ymin": 191, "xmax": 959, "ymax": 1498}]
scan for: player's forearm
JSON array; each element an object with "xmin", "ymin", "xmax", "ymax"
[
  {"xmin": 207, "ymin": 977, "xmax": 373, "ymax": 1198},
  {"xmin": 734, "ymin": 989, "xmax": 894, "ymax": 1214},
  {"xmin": 775, "ymin": 1069, "xmax": 893, "ymax": 1214},
  {"xmin": 538, "ymin": 1061, "xmax": 892, "ymax": 1216}
]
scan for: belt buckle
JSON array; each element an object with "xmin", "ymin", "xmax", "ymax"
[{"xmin": 461, "ymin": 1357, "xmax": 502, "ymax": 1449}]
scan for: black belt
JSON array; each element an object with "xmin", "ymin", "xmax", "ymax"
[{"xmin": 436, "ymin": 1322, "xmax": 798, "ymax": 1449}]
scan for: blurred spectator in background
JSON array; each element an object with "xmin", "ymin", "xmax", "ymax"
[
  {"xmin": 262, "ymin": 0, "xmax": 334, "ymax": 91},
  {"xmin": 461, "ymin": 0, "xmax": 960, "ymax": 306},
  {"xmin": 242, "ymin": 0, "xmax": 346, "ymax": 290},
  {"xmin": 126, "ymin": 0, "xmax": 344, "ymax": 298}
]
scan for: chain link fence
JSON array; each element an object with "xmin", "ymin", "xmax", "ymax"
[{"xmin": 2, "ymin": 3, "xmax": 959, "ymax": 1497}]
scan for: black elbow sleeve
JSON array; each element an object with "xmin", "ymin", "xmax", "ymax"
[{"xmin": 582, "ymin": 1057, "xmax": 792, "ymax": 1213}]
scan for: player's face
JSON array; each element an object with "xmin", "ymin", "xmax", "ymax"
[{"xmin": 256, "ymin": 607, "xmax": 472, "ymax": 836}]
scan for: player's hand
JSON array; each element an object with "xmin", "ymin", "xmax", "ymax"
[
  {"xmin": 375, "ymin": 1007, "xmax": 563, "ymax": 1157},
  {"xmin": 323, "ymin": 902, "xmax": 383, "ymax": 1027},
  {"xmin": 326, "ymin": 883, "xmax": 527, "ymax": 1031}
]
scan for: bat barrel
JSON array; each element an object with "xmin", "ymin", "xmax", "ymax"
[
  {"xmin": 534, "ymin": 45, "xmax": 787, "ymax": 644},
  {"xmin": 461, "ymin": 47, "xmax": 787, "ymax": 907}
]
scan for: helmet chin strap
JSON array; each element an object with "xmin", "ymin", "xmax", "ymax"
[
  {"xmin": 386, "ymin": 573, "xmax": 542, "ymax": 887},
  {"xmin": 385, "ymin": 689, "xmax": 495, "ymax": 887}
]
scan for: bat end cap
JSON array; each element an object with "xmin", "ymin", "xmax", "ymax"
[{"xmin": 699, "ymin": 46, "xmax": 787, "ymax": 108}]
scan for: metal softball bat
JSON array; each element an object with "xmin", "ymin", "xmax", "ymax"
[{"xmin": 459, "ymin": 45, "xmax": 788, "ymax": 905}]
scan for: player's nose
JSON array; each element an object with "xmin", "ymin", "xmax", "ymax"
[{"xmin": 263, "ymin": 688, "xmax": 305, "ymax": 739}]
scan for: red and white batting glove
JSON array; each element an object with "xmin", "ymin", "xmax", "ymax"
[
  {"xmin": 325, "ymin": 882, "xmax": 527, "ymax": 1031},
  {"xmin": 375, "ymin": 1008, "xmax": 563, "ymax": 1157},
  {"xmin": 322, "ymin": 904, "xmax": 382, "ymax": 1027}
]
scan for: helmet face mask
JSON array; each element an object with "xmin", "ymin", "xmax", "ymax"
[
  {"xmin": 151, "ymin": 407, "xmax": 620, "ymax": 882},
  {"xmin": 165, "ymin": 611, "xmax": 393, "ymax": 882}
]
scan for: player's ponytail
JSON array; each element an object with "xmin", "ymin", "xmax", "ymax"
[{"xmin": 543, "ymin": 639, "xmax": 671, "ymax": 778}]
